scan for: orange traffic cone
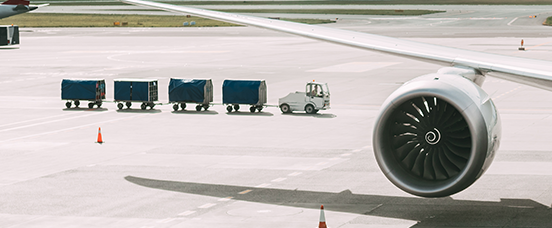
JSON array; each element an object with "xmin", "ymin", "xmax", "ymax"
[
  {"xmin": 96, "ymin": 127, "xmax": 104, "ymax": 144},
  {"xmin": 318, "ymin": 205, "xmax": 327, "ymax": 228}
]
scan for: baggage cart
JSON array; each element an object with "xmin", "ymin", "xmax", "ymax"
[
  {"xmin": 61, "ymin": 79, "xmax": 106, "ymax": 108},
  {"xmin": 114, "ymin": 79, "xmax": 158, "ymax": 110},
  {"xmin": 169, "ymin": 78, "xmax": 213, "ymax": 111},
  {"xmin": 222, "ymin": 79, "xmax": 267, "ymax": 113},
  {"xmin": 0, "ymin": 25, "xmax": 19, "ymax": 47}
]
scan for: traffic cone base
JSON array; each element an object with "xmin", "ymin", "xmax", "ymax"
[{"xmin": 96, "ymin": 127, "xmax": 104, "ymax": 144}]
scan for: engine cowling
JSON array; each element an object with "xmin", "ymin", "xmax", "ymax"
[{"xmin": 373, "ymin": 72, "xmax": 501, "ymax": 197}]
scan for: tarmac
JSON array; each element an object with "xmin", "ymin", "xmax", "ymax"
[{"xmin": 1, "ymin": 4, "xmax": 552, "ymax": 227}]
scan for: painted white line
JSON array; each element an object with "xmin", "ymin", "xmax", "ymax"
[
  {"xmin": 157, "ymin": 218, "xmax": 176, "ymax": 223},
  {"xmin": 352, "ymin": 149, "xmax": 362, "ymax": 153},
  {"xmin": 316, "ymin": 162, "xmax": 328, "ymax": 166},
  {"xmin": 508, "ymin": 17, "xmax": 519, "ymax": 26},
  {"xmin": 178, "ymin": 210, "xmax": 196, "ymax": 216},
  {"xmin": 198, "ymin": 203, "xmax": 216, "ymax": 209},
  {"xmin": 341, "ymin": 153, "xmax": 352, "ymax": 157},
  {"xmin": 288, "ymin": 172, "xmax": 302, "ymax": 177},
  {"xmin": 0, "ymin": 112, "xmax": 80, "ymax": 128},
  {"xmin": 0, "ymin": 111, "xmax": 106, "ymax": 133},
  {"xmin": 0, "ymin": 115, "xmax": 141, "ymax": 143},
  {"xmin": 271, "ymin": 178, "xmax": 287, "ymax": 182},
  {"xmin": 329, "ymin": 157, "xmax": 340, "ymax": 161},
  {"xmin": 255, "ymin": 183, "xmax": 271, "ymax": 188},
  {"xmin": 218, "ymin": 197, "xmax": 233, "ymax": 201},
  {"xmin": 362, "ymin": 145, "xmax": 371, "ymax": 149}
]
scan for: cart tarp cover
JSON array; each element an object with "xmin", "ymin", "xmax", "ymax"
[
  {"xmin": 223, "ymin": 80, "xmax": 261, "ymax": 104},
  {"xmin": 62, "ymin": 79, "xmax": 99, "ymax": 100},
  {"xmin": 115, "ymin": 80, "xmax": 150, "ymax": 101},
  {"xmin": 169, "ymin": 79, "xmax": 206, "ymax": 103}
]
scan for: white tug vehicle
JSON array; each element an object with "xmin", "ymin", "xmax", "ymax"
[{"xmin": 278, "ymin": 81, "xmax": 330, "ymax": 114}]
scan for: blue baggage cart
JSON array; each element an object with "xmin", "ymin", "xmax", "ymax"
[
  {"xmin": 169, "ymin": 78, "xmax": 213, "ymax": 111},
  {"xmin": 114, "ymin": 79, "xmax": 158, "ymax": 110},
  {"xmin": 222, "ymin": 79, "xmax": 267, "ymax": 113},
  {"xmin": 61, "ymin": 79, "xmax": 106, "ymax": 108}
]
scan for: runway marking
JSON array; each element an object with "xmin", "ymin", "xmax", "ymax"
[
  {"xmin": 255, "ymin": 183, "xmax": 271, "ymax": 188},
  {"xmin": 158, "ymin": 218, "xmax": 176, "ymax": 223},
  {"xmin": 271, "ymin": 177, "xmax": 287, "ymax": 182},
  {"xmin": 307, "ymin": 62, "xmax": 399, "ymax": 73},
  {"xmin": 362, "ymin": 145, "xmax": 371, "ymax": 149},
  {"xmin": 178, "ymin": 210, "xmax": 196, "ymax": 216},
  {"xmin": 239, "ymin": 189, "xmax": 252, "ymax": 194},
  {"xmin": 288, "ymin": 172, "xmax": 302, "ymax": 176},
  {"xmin": 0, "ymin": 111, "xmax": 106, "ymax": 133},
  {"xmin": 0, "ymin": 115, "xmax": 141, "ymax": 143},
  {"xmin": 507, "ymin": 17, "xmax": 519, "ymax": 26},
  {"xmin": 198, "ymin": 203, "xmax": 216, "ymax": 209},
  {"xmin": 492, "ymin": 86, "xmax": 522, "ymax": 100},
  {"xmin": 316, "ymin": 162, "xmax": 329, "ymax": 166},
  {"xmin": 352, "ymin": 149, "xmax": 362, "ymax": 153},
  {"xmin": 218, "ymin": 197, "xmax": 233, "ymax": 201},
  {"xmin": 341, "ymin": 153, "xmax": 352, "ymax": 157},
  {"xmin": 525, "ymin": 40, "xmax": 552, "ymax": 50},
  {"xmin": 0, "ymin": 112, "xmax": 80, "ymax": 128}
]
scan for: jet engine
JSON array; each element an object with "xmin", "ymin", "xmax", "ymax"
[{"xmin": 373, "ymin": 70, "xmax": 501, "ymax": 197}]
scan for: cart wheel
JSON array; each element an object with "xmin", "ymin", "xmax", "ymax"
[
  {"xmin": 203, "ymin": 105, "xmax": 209, "ymax": 111},
  {"xmin": 173, "ymin": 104, "xmax": 179, "ymax": 111},
  {"xmin": 126, "ymin": 102, "xmax": 132, "ymax": 109},
  {"xmin": 305, "ymin": 104, "xmax": 315, "ymax": 114},
  {"xmin": 249, "ymin": 106, "xmax": 256, "ymax": 113},
  {"xmin": 181, "ymin": 103, "xmax": 186, "ymax": 110},
  {"xmin": 257, "ymin": 106, "xmax": 263, "ymax": 112},
  {"xmin": 141, "ymin": 103, "xmax": 147, "ymax": 110},
  {"xmin": 280, "ymin": 104, "xmax": 291, "ymax": 113},
  {"xmin": 97, "ymin": 102, "xmax": 102, "ymax": 108},
  {"xmin": 195, "ymin": 105, "xmax": 202, "ymax": 111},
  {"xmin": 65, "ymin": 102, "xmax": 71, "ymax": 109},
  {"xmin": 233, "ymin": 104, "xmax": 240, "ymax": 112},
  {"xmin": 88, "ymin": 103, "xmax": 94, "ymax": 109},
  {"xmin": 74, "ymin": 100, "xmax": 80, "ymax": 108},
  {"xmin": 117, "ymin": 103, "xmax": 124, "ymax": 110},
  {"xmin": 226, "ymin": 105, "xmax": 233, "ymax": 112},
  {"xmin": 149, "ymin": 103, "xmax": 155, "ymax": 109}
]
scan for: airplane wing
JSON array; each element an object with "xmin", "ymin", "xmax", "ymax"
[
  {"xmin": 121, "ymin": 0, "xmax": 552, "ymax": 91},
  {"xmin": 120, "ymin": 0, "xmax": 547, "ymax": 198}
]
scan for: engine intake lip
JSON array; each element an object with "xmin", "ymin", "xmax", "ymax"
[{"xmin": 373, "ymin": 77, "xmax": 490, "ymax": 197}]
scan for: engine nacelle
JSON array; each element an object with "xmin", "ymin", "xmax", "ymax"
[{"xmin": 373, "ymin": 72, "xmax": 501, "ymax": 197}]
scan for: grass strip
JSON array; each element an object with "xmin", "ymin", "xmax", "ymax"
[
  {"xmin": 0, "ymin": 13, "xmax": 240, "ymax": 27},
  {"xmin": 544, "ymin": 16, "xmax": 552, "ymax": 26},
  {"xmin": 0, "ymin": 13, "xmax": 334, "ymax": 27},
  {"xmin": 220, "ymin": 9, "xmax": 443, "ymax": 16}
]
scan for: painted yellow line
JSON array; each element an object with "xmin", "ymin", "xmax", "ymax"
[
  {"xmin": 238, "ymin": 189, "xmax": 252, "ymax": 194},
  {"xmin": 525, "ymin": 41, "xmax": 552, "ymax": 50},
  {"xmin": 218, "ymin": 197, "xmax": 233, "ymax": 201}
]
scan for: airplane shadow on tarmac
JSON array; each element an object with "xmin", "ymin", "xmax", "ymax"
[
  {"xmin": 63, "ymin": 107, "xmax": 108, "ymax": 112},
  {"xmin": 125, "ymin": 176, "xmax": 552, "ymax": 227}
]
